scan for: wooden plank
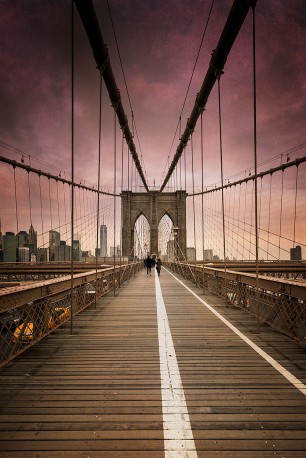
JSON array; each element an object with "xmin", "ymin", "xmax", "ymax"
[{"xmin": 0, "ymin": 268, "xmax": 306, "ymax": 455}]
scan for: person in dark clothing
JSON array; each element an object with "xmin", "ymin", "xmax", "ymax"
[
  {"xmin": 156, "ymin": 258, "xmax": 162, "ymax": 276},
  {"xmin": 146, "ymin": 255, "xmax": 152, "ymax": 276}
]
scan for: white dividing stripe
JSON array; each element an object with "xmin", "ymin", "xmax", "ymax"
[
  {"xmin": 165, "ymin": 268, "xmax": 306, "ymax": 396},
  {"xmin": 155, "ymin": 269, "xmax": 198, "ymax": 457}
]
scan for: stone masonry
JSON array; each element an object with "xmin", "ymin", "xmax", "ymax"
[{"xmin": 121, "ymin": 191, "xmax": 187, "ymax": 260}]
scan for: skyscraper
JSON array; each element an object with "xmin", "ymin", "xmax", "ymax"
[
  {"xmin": 49, "ymin": 230, "xmax": 60, "ymax": 247},
  {"xmin": 49, "ymin": 230, "xmax": 60, "ymax": 261},
  {"xmin": 100, "ymin": 224, "xmax": 107, "ymax": 257},
  {"xmin": 3, "ymin": 232, "xmax": 18, "ymax": 262},
  {"xmin": 28, "ymin": 224, "xmax": 37, "ymax": 256},
  {"xmin": 290, "ymin": 246, "xmax": 302, "ymax": 260}
]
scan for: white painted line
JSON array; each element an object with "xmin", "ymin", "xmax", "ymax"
[
  {"xmin": 165, "ymin": 267, "xmax": 306, "ymax": 397},
  {"xmin": 155, "ymin": 269, "xmax": 198, "ymax": 457}
]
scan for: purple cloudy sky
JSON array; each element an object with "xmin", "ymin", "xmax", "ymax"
[{"xmin": 0, "ymin": 0, "xmax": 305, "ymax": 223}]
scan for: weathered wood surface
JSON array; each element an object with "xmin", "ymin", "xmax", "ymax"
[{"xmin": 0, "ymin": 267, "xmax": 305, "ymax": 456}]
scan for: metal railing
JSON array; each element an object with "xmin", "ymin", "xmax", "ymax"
[
  {"xmin": 166, "ymin": 261, "xmax": 306, "ymax": 346},
  {"xmin": 0, "ymin": 262, "xmax": 141, "ymax": 367}
]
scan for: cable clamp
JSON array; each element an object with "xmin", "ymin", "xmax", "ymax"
[
  {"xmin": 195, "ymin": 96, "xmax": 205, "ymax": 114},
  {"xmin": 187, "ymin": 118, "xmax": 194, "ymax": 135},
  {"xmin": 112, "ymin": 92, "xmax": 121, "ymax": 112},
  {"xmin": 210, "ymin": 53, "xmax": 224, "ymax": 79},
  {"xmin": 96, "ymin": 53, "xmax": 110, "ymax": 75}
]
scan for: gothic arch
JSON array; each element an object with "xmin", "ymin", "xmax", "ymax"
[{"xmin": 121, "ymin": 190, "xmax": 187, "ymax": 260}]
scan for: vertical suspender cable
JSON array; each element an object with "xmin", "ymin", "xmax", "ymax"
[
  {"xmin": 13, "ymin": 167, "xmax": 19, "ymax": 235},
  {"xmin": 27, "ymin": 171, "xmax": 33, "ymax": 228},
  {"xmin": 38, "ymin": 175, "xmax": 45, "ymax": 253},
  {"xmin": 70, "ymin": 0, "xmax": 74, "ymax": 335},
  {"xmin": 217, "ymin": 77, "xmax": 227, "ymax": 301},
  {"xmin": 201, "ymin": 111, "xmax": 205, "ymax": 293},
  {"xmin": 127, "ymin": 143, "xmax": 130, "ymax": 190},
  {"xmin": 113, "ymin": 111, "xmax": 117, "ymax": 295},
  {"xmin": 266, "ymin": 173, "xmax": 272, "ymax": 260},
  {"xmin": 293, "ymin": 165, "xmax": 299, "ymax": 249},
  {"xmin": 48, "ymin": 178, "xmax": 52, "ymax": 230},
  {"xmin": 56, "ymin": 180, "xmax": 61, "ymax": 237},
  {"xmin": 63, "ymin": 181, "xmax": 68, "ymax": 243},
  {"xmin": 120, "ymin": 133, "xmax": 124, "ymax": 283},
  {"xmin": 191, "ymin": 135, "xmax": 197, "ymax": 269},
  {"xmin": 121, "ymin": 133, "xmax": 124, "ymax": 192},
  {"xmin": 252, "ymin": 6, "xmax": 260, "ymax": 333},
  {"xmin": 278, "ymin": 170, "xmax": 284, "ymax": 259},
  {"xmin": 184, "ymin": 145, "xmax": 187, "ymax": 191},
  {"xmin": 179, "ymin": 116, "xmax": 182, "ymax": 190},
  {"xmin": 95, "ymin": 75, "xmax": 103, "ymax": 308}
]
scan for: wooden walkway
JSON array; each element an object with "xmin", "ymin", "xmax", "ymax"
[{"xmin": 0, "ymin": 267, "xmax": 306, "ymax": 457}]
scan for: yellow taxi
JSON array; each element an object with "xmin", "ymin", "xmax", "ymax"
[{"xmin": 12, "ymin": 307, "xmax": 70, "ymax": 343}]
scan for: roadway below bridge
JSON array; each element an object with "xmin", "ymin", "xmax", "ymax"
[{"xmin": 0, "ymin": 267, "xmax": 305, "ymax": 456}]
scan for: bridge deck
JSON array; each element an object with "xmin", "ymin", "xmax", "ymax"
[{"xmin": 0, "ymin": 268, "xmax": 306, "ymax": 457}]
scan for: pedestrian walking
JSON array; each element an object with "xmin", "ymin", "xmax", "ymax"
[
  {"xmin": 146, "ymin": 255, "xmax": 152, "ymax": 276},
  {"xmin": 156, "ymin": 258, "xmax": 162, "ymax": 276}
]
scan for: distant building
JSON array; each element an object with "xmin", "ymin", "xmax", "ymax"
[
  {"xmin": 73, "ymin": 240, "xmax": 82, "ymax": 261},
  {"xmin": 49, "ymin": 230, "xmax": 61, "ymax": 261},
  {"xmin": 187, "ymin": 247, "xmax": 196, "ymax": 262},
  {"xmin": 100, "ymin": 224, "xmax": 108, "ymax": 257},
  {"xmin": 290, "ymin": 246, "xmax": 302, "ymax": 260},
  {"xmin": 110, "ymin": 245, "xmax": 120, "ymax": 257},
  {"xmin": 55, "ymin": 241, "xmax": 71, "ymax": 261},
  {"xmin": 19, "ymin": 247, "xmax": 30, "ymax": 263},
  {"xmin": 3, "ymin": 232, "xmax": 18, "ymax": 262},
  {"xmin": 204, "ymin": 249, "xmax": 213, "ymax": 261},
  {"xmin": 37, "ymin": 248, "xmax": 49, "ymax": 263},
  {"xmin": 28, "ymin": 224, "xmax": 37, "ymax": 256},
  {"xmin": 17, "ymin": 230, "xmax": 29, "ymax": 247},
  {"xmin": 95, "ymin": 248, "xmax": 100, "ymax": 257},
  {"xmin": 49, "ymin": 230, "xmax": 60, "ymax": 247}
]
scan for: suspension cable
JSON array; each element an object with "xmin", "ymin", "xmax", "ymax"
[
  {"xmin": 121, "ymin": 132, "xmax": 124, "ymax": 192},
  {"xmin": 217, "ymin": 77, "xmax": 227, "ymax": 293},
  {"xmin": 266, "ymin": 173, "xmax": 273, "ymax": 260},
  {"xmin": 38, "ymin": 175, "xmax": 44, "ymax": 260},
  {"xmin": 95, "ymin": 74, "xmax": 102, "ymax": 308},
  {"xmin": 278, "ymin": 170, "xmax": 284, "ymax": 259},
  {"xmin": 191, "ymin": 135, "xmax": 197, "ymax": 268},
  {"xmin": 13, "ymin": 167, "xmax": 19, "ymax": 235},
  {"xmin": 70, "ymin": 0, "xmax": 74, "ymax": 335},
  {"xmin": 200, "ymin": 111, "xmax": 205, "ymax": 292},
  {"xmin": 48, "ymin": 178, "xmax": 53, "ymax": 231},
  {"xmin": 113, "ymin": 111, "xmax": 117, "ymax": 296},
  {"xmin": 252, "ymin": 5, "xmax": 260, "ymax": 334},
  {"xmin": 27, "ymin": 171, "xmax": 33, "ymax": 228},
  {"xmin": 293, "ymin": 165, "xmax": 299, "ymax": 248}
]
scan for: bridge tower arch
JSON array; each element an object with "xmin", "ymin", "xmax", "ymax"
[{"xmin": 121, "ymin": 190, "xmax": 187, "ymax": 260}]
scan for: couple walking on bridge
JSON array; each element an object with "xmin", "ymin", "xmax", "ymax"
[{"xmin": 145, "ymin": 255, "xmax": 162, "ymax": 276}]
